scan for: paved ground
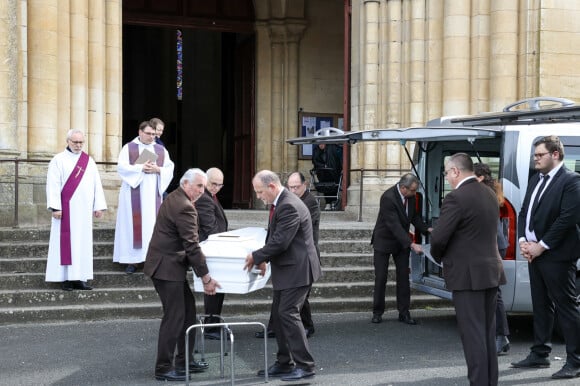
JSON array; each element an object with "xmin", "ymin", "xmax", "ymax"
[{"xmin": 1, "ymin": 309, "xmax": 578, "ymax": 386}]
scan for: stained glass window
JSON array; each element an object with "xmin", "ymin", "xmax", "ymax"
[{"xmin": 177, "ymin": 29, "xmax": 183, "ymax": 100}]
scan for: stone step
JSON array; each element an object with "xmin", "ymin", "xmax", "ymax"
[
  {"xmin": 0, "ymin": 266, "xmax": 380, "ymax": 290},
  {"xmin": 0, "ymin": 237, "xmax": 373, "ymax": 259},
  {"xmin": 0, "ymin": 294, "xmax": 449, "ymax": 326},
  {"xmin": 0, "ymin": 252, "xmax": 375, "ymax": 272}
]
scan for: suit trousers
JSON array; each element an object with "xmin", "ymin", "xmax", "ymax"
[
  {"xmin": 495, "ymin": 287, "xmax": 510, "ymax": 336},
  {"xmin": 152, "ymin": 278, "xmax": 196, "ymax": 373},
  {"xmin": 272, "ymin": 285, "xmax": 315, "ymax": 371},
  {"xmin": 372, "ymin": 248, "xmax": 411, "ymax": 316},
  {"xmin": 529, "ymin": 259, "xmax": 580, "ymax": 366},
  {"xmin": 204, "ymin": 293, "xmax": 225, "ymax": 331},
  {"xmin": 453, "ymin": 288, "xmax": 498, "ymax": 386},
  {"xmin": 265, "ymin": 287, "xmax": 314, "ymax": 331}
]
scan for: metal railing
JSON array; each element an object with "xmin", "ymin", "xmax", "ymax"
[
  {"xmin": 0, "ymin": 158, "xmax": 116, "ymax": 227},
  {"xmin": 349, "ymin": 168, "xmax": 407, "ymax": 222}
]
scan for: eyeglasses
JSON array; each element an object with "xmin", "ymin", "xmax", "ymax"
[
  {"xmin": 210, "ymin": 182, "xmax": 224, "ymax": 188},
  {"xmin": 533, "ymin": 152, "xmax": 551, "ymax": 159},
  {"xmin": 142, "ymin": 131, "xmax": 156, "ymax": 136},
  {"xmin": 68, "ymin": 140, "xmax": 84, "ymax": 145}
]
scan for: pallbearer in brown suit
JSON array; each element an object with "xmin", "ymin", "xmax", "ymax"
[
  {"xmin": 244, "ymin": 170, "xmax": 322, "ymax": 382},
  {"xmin": 144, "ymin": 168, "xmax": 221, "ymax": 382},
  {"xmin": 430, "ymin": 153, "xmax": 506, "ymax": 386}
]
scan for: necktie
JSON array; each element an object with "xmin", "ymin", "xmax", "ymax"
[
  {"xmin": 269, "ymin": 204, "xmax": 275, "ymax": 222},
  {"xmin": 403, "ymin": 198, "xmax": 408, "ymax": 215},
  {"xmin": 213, "ymin": 194, "xmax": 218, "ymax": 203},
  {"xmin": 528, "ymin": 175, "xmax": 550, "ymax": 232}
]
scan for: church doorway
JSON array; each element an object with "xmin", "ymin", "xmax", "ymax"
[{"xmin": 122, "ymin": 2, "xmax": 256, "ymax": 208}]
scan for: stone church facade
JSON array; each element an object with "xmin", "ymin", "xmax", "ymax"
[{"xmin": 1, "ymin": 0, "xmax": 579, "ymax": 226}]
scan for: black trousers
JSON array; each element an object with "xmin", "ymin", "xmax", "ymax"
[
  {"xmin": 453, "ymin": 288, "xmax": 498, "ymax": 386},
  {"xmin": 152, "ymin": 278, "xmax": 196, "ymax": 374},
  {"xmin": 204, "ymin": 293, "xmax": 225, "ymax": 331},
  {"xmin": 372, "ymin": 248, "xmax": 411, "ymax": 316},
  {"xmin": 495, "ymin": 287, "xmax": 510, "ymax": 336},
  {"xmin": 272, "ymin": 285, "xmax": 315, "ymax": 371},
  {"xmin": 529, "ymin": 259, "xmax": 580, "ymax": 366}
]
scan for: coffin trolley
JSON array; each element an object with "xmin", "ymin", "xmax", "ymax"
[{"xmin": 187, "ymin": 227, "xmax": 270, "ymax": 384}]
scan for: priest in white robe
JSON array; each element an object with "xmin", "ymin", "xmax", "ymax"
[
  {"xmin": 113, "ymin": 121, "xmax": 174, "ymax": 274},
  {"xmin": 46, "ymin": 129, "xmax": 107, "ymax": 291}
]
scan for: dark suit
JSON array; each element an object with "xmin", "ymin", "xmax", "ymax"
[
  {"xmin": 252, "ymin": 189, "xmax": 322, "ymax": 371},
  {"xmin": 195, "ymin": 190, "xmax": 228, "ymax": 326},
  {"xmin": 371, "ymin": 184, "xmax": 429, "ymax": 317},
  {"xmin": 517, "ymin": 166, "xmax": 580, "ymax": 366},
  {"xmin": 299, "ymin": 189, "xmax": 321, "ymax": 331},
  {"xmin": 431, "ymin": 178, "xmax": 505, "ymax": 386},
  {"xmin": 144, "ymin": 187, "xmax": 209, "ymax": 374}
]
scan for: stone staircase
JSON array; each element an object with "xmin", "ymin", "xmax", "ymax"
[{"xmin": 0, "ymin": 210, "xmax": 450, "ymax": 325}]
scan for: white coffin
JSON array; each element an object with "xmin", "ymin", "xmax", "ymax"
[{"xmin": 194, "ymin": 227, "xmax": 270, "ymax": 294}]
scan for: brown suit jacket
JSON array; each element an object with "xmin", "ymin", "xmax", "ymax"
[
  {"xmin": 252, "ymin": 189, "xmax": 322, "ymax": 290},
  {"xmin": 144, "ymin": 186, "xmax": 209, "ymax": 281},
  {"xmin": 430, "ymin": 178, "xmax": 506, "ymax": 291}
]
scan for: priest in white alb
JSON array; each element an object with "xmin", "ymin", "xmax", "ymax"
[
  {"xmin": 46, "ymin": 129, "xmax": 107, "ymax": 291},
  {"xmin": 113, "ymin": 121, "xmax": 174, "ymax": 274}
]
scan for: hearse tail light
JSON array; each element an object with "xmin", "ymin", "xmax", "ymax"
[{"xmin": 499, "ymin": 199, "xmax": 517, "ymax": 260}]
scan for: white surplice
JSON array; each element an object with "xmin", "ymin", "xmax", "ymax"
[
  {"xmin": 113, "ymin": 137, "xmax": 174, "ymax": 264},
  {"xmin": 45, "ymin": 149, "xmax": 107, "ymax": 282}
]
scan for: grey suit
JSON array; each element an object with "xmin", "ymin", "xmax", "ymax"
[
  {"xmin": 252, "ymin": 189, "xmax": 321, "ymax": 371},
  {"xmin": 144, "ymin": 187, "xmax": 209, "ymax": 374},
  {"xmin": 431, "ymin": 178, "xmax": 505, "ymax": 386}
]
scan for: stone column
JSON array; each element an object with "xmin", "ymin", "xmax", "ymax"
[
  {"xmin": 70, "ymin": 1, "xmax": 89, "ymax": 144},
  {"xmin": 28, "ymin": 0, "xmax": 58, "ymax": 157},
  {"xmin": 57, "ymin": 0, "xmax": 70, "ymax": 149},
  {"xmin": 470, "ymin": 0, "xmax": 490, "ymax": 113},
  {"xmin": 253, "ymin": 20, "xmax": 272, "ymax": 172},
  {"xmin": 362, "ymin": 0, "xmax": 379, "ymax": 174},
  {"xmin": 442, "ymin": 0, "xmax": 470, "ymax": 115},
  {"xmin": 105, "ymin": 0, "xmax": 122, "ymax": 163},
  {"xmin": 0, "ymin": 0, "xmax": 19, "ymax": 155},
  {"xmin": 426, "ymin": 0, "xmax": 443, "ymax": 119},
  {"xmin": 490, "ymin": 0, "xmax": 518, "ymax": 111},
  {"xmin": 285, "ymin": 23, "xmax": 305, "ymax": 174},
  {"xmin": 269, "ymin": 24, "xmax": 285, "ymax": 173},
  {"xmin": 88, "ymin": 0, "xmax": 105, "ymax": 159}
]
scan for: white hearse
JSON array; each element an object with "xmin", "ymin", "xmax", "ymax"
[{"xmin": 288, "ymin": 97, "xmax": 580, "ymax": 313}]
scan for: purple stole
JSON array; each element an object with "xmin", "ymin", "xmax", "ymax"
[
  {"xmin": 60, "ymin": 151, "xmax": 90, "ymax": 265},
  {"xmin": 127, "ymin": 142, "xmax": 165, "ymax": 249}
]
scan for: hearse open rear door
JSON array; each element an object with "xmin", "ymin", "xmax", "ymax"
[{"xmin": 288, "ymin": 125, "xmax": 501, "ymax": 300}]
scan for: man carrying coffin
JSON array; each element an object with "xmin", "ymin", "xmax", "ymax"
[{"xmin": 45, "ymin": 129, "xmax": 107, "ymax": 291}]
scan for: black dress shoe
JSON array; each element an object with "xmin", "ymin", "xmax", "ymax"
[
  {"xmin": 371, "ymin": 315, "xmax": 382, "ymax": 324},
  {"xmin": 61, "ymin": 281, "xmax": 73, "ymax": 291},
  {"xmin": 257, "ymin": 362, "xmax": 295, "ymax": 377},
  {"xmin": 398, "ymin": 313, "xmax": 417, "ymax": 325},
  {"xmin": 175, "ymin": 360, "xmax": 209, "ymax": 373},
  {"xmin": 154, "ymin": 369, "xmax": 188, "ymax": 381},
  {"xmin": 552, "ymin": 363, "xmax": 580, "ymax": 378},
  {"xmin": 280, "ymin": 367, "xmax": 315, "ymax": 381},
  {"xmin": 255, "ymin": 330, "xmax": 275, "ymax": 339},
  {"xmin": 73, "ymin": 281, "xmax": 92, "ymax": 290},
  {"xmin": 511, "ymin": 352, "xmax": 550, "ymax": 368},
  {"xmin": 496, "ymin": 335, "xmax": 510, "ymax": 355}
]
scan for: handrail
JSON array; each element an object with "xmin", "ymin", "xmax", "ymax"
[
  {"xmin": 348, "ymin": 168, "xmax": 407, "ymax": 222},
  {"xmin": 0, "ymin": 158, "xmax": 116, "ymax": 227}
]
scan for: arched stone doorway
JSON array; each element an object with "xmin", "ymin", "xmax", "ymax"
[{"xmin": 122, "ymin": 0, "xmax": 256, "ymax": 208}]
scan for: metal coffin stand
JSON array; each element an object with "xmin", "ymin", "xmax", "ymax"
[{"xmin": 185, "ymin": 321, "xmax": 268, "ymax": 385}]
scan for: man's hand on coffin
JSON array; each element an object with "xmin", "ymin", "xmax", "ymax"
[
  {"xmin": 202, "ymin": 274, "xmax": 221, "ymax": 295},
  {"xmin": 255, "ymin": 262, "xmax": 267, "ymax": 276},
  {"xmin": 243, "ymin": 253, "xmax": 255, "ymax": 272}
]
